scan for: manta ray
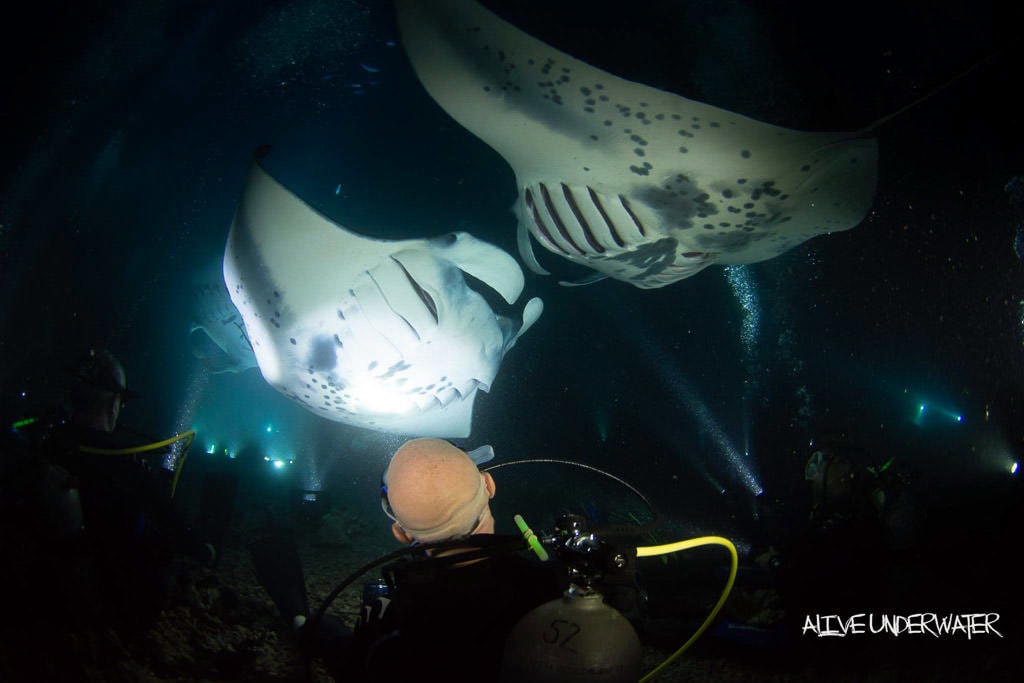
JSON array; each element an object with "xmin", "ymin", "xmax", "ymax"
[
  {"xmin": 223, "ymin": 148, "xmax": 543, "ymax": 437},
  {"xmin": 395, "ymin": 0, "xmax": 878, "ymax": 288}
]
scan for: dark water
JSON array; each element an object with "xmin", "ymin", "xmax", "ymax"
[{"xmin": 1, "ymin": 0, "xmax": 1021, "ymax": 665}]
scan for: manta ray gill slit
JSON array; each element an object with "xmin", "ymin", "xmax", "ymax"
[{"xmin": 392, "ymin": 257, "xmax": 439, "ymax": 324}]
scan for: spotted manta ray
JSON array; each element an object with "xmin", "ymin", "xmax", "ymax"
[
  {"xmin": 395, "ymin": 0, "xmax": 878, "ymax": 288},
  {"xmin": 223, "ymin": 149, "xmax": 543, "ymax": 437}
]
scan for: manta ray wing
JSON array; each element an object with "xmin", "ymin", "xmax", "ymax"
[
  {"xmin": 395, "ymin": 0, "xmax": 878, "ymax": 289},
  {"xmin": 189, "ymin": 270, "xmax": 258, "ymax": 374}
]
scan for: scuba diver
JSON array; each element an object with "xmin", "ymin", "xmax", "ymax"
[
  {"xmin": 769, "ymin": 434, "xmax": 913, "ymax": 622},
  {"xmin": 803, "ymin": 441, "xmax": 908, "ymax": 535},
  {"xmin": 252, "ymin": 438, "xmax": 740, "ymax": 682},
  {"xmin": 251, "ymin": 437, "xmax": 568, "ymax": 682},
  {"xmin": 1, "ymin": 348, "xmax": 218, "ymax": 642}
]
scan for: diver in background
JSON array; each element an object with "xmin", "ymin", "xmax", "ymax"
[
  {"xmin": 2, "ymin": 349, "xmax": 215, "ymax": 638},
  {"xmin": 772, "ymin": 434, "xmax": 911, "ymax": 621},
  {"xmin": 250, "ymin": 437, "xmax": 566, "ymax": 682},
  {"xmin": 804, "ymin": 442, "xmax": 907, "ymax": 534},
  {"xmin": 60, "ymin": 348, "xmax": 215, "ymax": 628}
]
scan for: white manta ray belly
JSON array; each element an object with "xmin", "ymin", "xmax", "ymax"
[
  {"xmin": 396, "ymin": 0, "xmax": 878, "ymax": 289},
  {"xmin": 223, "ymin": 154, "xmax": 543, "ymax": 437}
]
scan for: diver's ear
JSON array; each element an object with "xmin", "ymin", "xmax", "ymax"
[
  {"xmin": 392, "ymin": 522, "xmax": 413, "ymax": 544},
  {"xmin": 482, "ymin": 472, "xmax": 496, "ymax": 498}
]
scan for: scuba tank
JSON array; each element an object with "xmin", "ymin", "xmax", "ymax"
[
  {"xmin": 500, "ymin": 514, "xmax": 642, "ymax": 683},
  {"xmin": 502, "ymin": 589, "xmax": 642, "ymax": 682}
]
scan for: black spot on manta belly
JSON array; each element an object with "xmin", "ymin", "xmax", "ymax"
[{"xmin": 308, "ymin": 335, "xmax": 338, "ymax": 372}]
